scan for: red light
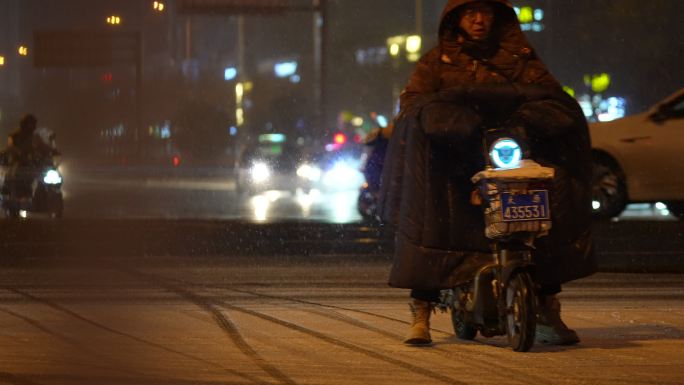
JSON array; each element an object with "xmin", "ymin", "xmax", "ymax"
[
  {"xmin": 353, "ymin": 134, "xmax": 362, "ymax": 143},
  {"xmin": 334, "ymin": 133, "xmax": 347, "ymax": 145},
  {"xmin": 172, "ymin": 155, "xmax": 181, "ymax": 167},
  {"xmin": 101, "ymin": 72, "xmax": 113, "ymax": 83}
]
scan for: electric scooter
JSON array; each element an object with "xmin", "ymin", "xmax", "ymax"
[{"xmin": 439, "ymin": 127, "xmax": 555, "ymax": 352}]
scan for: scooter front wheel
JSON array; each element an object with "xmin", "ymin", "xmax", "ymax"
[
  {"xmin": 505, "ymin": 271, "xmax": 536, "ymax": 352},
  {"xmin": 450, "ymin": 288, "xmax": 477, "ymax": 340}
]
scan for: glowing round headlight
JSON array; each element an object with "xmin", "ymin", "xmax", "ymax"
[
  {"xmin": 43, "ymin": 169, "xmax": 63, "ymax": 185},
  {"xmin": 250, "ymin": 162, "xmax": 271, "ymax": 183},
  {"xmin": 490, "ymin": 138, "xmax": 522, "ymax": 169}
]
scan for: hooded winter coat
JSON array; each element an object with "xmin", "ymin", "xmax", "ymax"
[{"xmin": 379, "ymin": 0, "xmax": 597, "ymax": 290}]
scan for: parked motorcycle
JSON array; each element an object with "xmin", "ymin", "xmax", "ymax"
[{"xmin": 431, "ymin": 124, "xmax": 554, "ymax": 352}]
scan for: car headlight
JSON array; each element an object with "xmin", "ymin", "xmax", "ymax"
[
  {"xmin": 490, "ymin": 138, "xmax": 522, "ymax": 169},
  {"xmin": 43, "ymin": 169, "xmax": 63, "ymax": 185},
  {"xmin": 250, "ymin": 162, "xmax": 271, "ymax": 183},
  {"xmin": 296, "ymin": 163, "xmax": 322, "ymax": 182}
]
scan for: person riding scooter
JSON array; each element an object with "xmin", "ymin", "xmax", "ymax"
[
  {"xmin": 358, "ymin": 122, "xmax": 393, "ymax": 221},
  {"xmin": 1, "ymin": 114, "xmax": 59, "ymax": 210},
  {"xmin": 378, "ymin": 0, "xmax": 596, "ymax": 347}
]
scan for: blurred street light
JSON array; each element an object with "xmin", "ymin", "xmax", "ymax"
[
  {"xmin": 107, "ymin": 15, "xmax": 122, "ymax": 25},
  {"xmin": 389, "ymin": 43, "xmax": 400, "ymax": 57},
  {"xmin": 18, "ymin": 46, "xmax": 28, "ymax": 56},
  {"xmin": 387, "ymin": 34, "xmax": 422, "ymax": 113},
  {"xmin": 406, "ymin": 36, "xmax": 421, "ymax": 54},
  {"xmin": 405, "ymin": 35, "xmax": 422, "ymax": 61},
  {"xmin": 274, "ymin": 61, "xmax": 297, "ymax": 78},
  {"xmin": 236, "ymin": 82, "xmax": 245, "ymax": 126},
  {"xmin": 387, "ymin": 36, "xmax": 404, "ymax": 58},
  {"xmin": 224, "ymin": 67, "xmax": 237, "ymax": 81},
  {"xmin": 387, "ymin": 35, "xmax": 421, "ymax": 62},
  {"xmin": 0, "ymin": 56, "xmax": 5, "ymax": 66},
  {"xmin": 153, "ymin": 1, "xmax": 166, "ymax": 12}
]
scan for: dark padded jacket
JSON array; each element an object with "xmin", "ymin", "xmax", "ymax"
[{"xmin": 379, "ymin": 0, "xmax": 597, "ymax": 289}]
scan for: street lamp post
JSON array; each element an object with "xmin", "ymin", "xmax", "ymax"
[
  {"xmin": 415, "ymin": 0, "xmax": 423, "ymax": 37},
  {"xmin": 387, "ymin": 36, "xmax": 402, "ymax": 114},
  {"xmin": 313, "ymin": 0, "xmax": 327, "ymax": 137}
]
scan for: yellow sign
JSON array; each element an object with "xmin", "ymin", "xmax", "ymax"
[
  {"xmin": 591, "ymin": 73, "xmax": 611, "ymax": 93},
  {"xmin": 518, "ymin": 7, "xmax": 534, "ymax": 23},
  {"xmin": 562, "ymin": 86, "xmax": 575, "ymax": 97}
]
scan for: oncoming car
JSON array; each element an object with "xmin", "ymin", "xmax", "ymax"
[
  {"xmin": 235, "ymin": 134, "xmax": 323, "ymax": 195},
  {"xmin": 590, "ymin": 87, "xmax": 684, "ymax": 219},
  {"xmin": 235, "ymin": 133, "xmax": 366, "ymax": 196}
]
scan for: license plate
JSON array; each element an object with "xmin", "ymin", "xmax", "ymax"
[{"xmin": 500, "ymin": 190, "xmax": 550, "ymax": 222}]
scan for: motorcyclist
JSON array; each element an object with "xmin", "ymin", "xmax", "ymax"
[
  {"xmin": 357, "ymin": 123, "xmax": 393, "ymax": 220},
  {"xmin": 1, "ymin": 114, "xmax": 56, "ymax": 200},
  {"xmin": 378, "ymin": 0, "xmax": 596, "ymax": 346},
  {"xmin": 362, "ymin": 122, "xmax": 393, "ymax": 193}
]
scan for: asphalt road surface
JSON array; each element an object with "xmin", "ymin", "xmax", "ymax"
[
  {"xmin": 2, "ymin": 168, "xmax": 683, "ymax": 384},
  {"xmin": 59, "ymin": 167, "xmax": 364, "ymax": 223},
  {"xmin": 56, "ymin": 166, "xmax": 678, "ymax": 222},
  {"xmin": 1, "ymin": 221, "xmax": 684, "ymax": 385}
]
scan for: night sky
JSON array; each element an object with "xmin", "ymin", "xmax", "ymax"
[{"xmin": 1, "ymin": 0, "xmax": 682, "ymax": 139}]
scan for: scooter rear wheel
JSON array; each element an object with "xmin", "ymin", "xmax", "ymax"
[{"xmin": 505, "ymin": 271, "xmax": 536, "ymax": 352}]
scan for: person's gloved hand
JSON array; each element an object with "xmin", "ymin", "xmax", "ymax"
[{"xmin": 466, "ymin": 83, "xmax": 523, "ymax": 105}]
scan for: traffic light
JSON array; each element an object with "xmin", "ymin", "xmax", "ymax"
[
  {"xmin": 172, "ymin": 155, "xmax": 182, "ymax": 167},
  {"xmin": 101, "ymin": 72, "xmax": 113, "ymax": 83},
  {"xmin": 334, "ymin": 133, "xmax": 347, "ymax": 145}
]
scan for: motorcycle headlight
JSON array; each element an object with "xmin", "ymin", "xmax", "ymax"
[
  {"xmin": 43, "ymin": 169, "xmax": 63, "ymax": 185},
  {"xmin": 490, "ymin": 138, "xmax": 522, "ymax": 169},
  {"xmin": 250, "ymin": 162, "xmax": 271, "ymax": 183},
  {"xmin": 296, "ymin": 163, "xmax": 322, "ymax": 182},
  {"xmin": 323, "ymin": 159, "xmax": 363, "ymax": 189}
]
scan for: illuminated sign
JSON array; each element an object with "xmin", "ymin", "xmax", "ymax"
[
  {"xmin": 274, "ymin": 61, "xmax": 297, "ymax": 78},
  {"xmin": 513, "ymin": 6, "xmax": 544, "ymax": 32},
  {"xmin": 259, "ymin": 133, "xmax": 286, "ymax": 143},
  {"xmin": 224, "ymin": 67, "xmax": 237, "ymax": 81},
  {"xmin": 584, "ymin": 73, "xmax": 611, "ymax": 93}
]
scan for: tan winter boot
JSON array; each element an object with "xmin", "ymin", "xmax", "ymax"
[
  {"xmin": 404, "ymin": 299, "xmax": 433, "ymax": 345},
  {"xmin": 535, "ymin": 295, "xmax": 580, "ymax": 345}
]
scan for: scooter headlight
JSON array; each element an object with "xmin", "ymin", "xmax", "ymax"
[
  {"xmin": 43, "ymin": 169, "xmax": 63, "ymax": 185},
  {"xmin": 490, "ymin": 138, "xmax": 522, "ymax": 169}
]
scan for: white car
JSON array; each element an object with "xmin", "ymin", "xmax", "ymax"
[{"xmin": 590, "ymin": 88, "xmax": 684, "ymax": 219}]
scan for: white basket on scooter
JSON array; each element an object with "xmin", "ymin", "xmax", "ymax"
[{"xmin": 472, "ymin": 160, "xmax": 555, "ymax": 240}]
